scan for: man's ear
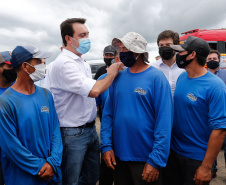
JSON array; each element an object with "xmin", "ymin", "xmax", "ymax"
[
  {"xmin": 191, "ymin": 51, "xmax": 197, "ymax": 59},
  {"xmin": 21, "ymin": 62, "xmax": 28, "ymax": 72},
  {"xmin": 65, "ymin": 35, "xmax": 72, "ymax": 45}
]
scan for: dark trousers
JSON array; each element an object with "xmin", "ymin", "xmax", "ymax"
[
  {"xmin": 0, "ymin": 162, "xmax": 4, "ymax": 185},
  {"xmin": 114, "ymin": 157, "xmax": 162, "ymax": 185},
  {"xmin": 163, "ymin": 150, "xmax": 202, "ymax": 185},
  {"xmin": 99, "ymin": 155, "xmax": 114, "ymax": 185}
]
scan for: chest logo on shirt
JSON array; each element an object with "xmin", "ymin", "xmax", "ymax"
[
  {"xmin": 187, "ymin": 93, "xmax": 197, "ymax": 102},
  {"xmin": 134, "ymin": 87, "xmax": 147, "ymax": 95},
  {"xmin": 41, "ymin": 106, "xmax": 49, "ymax": 113}
]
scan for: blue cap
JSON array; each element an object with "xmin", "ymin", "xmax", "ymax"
[
  {"xmin": 10, "ymin": 45, "xmax": 52, "ymax": 68},
  {"xmin": 0, "ymin": 51, "xmax": 11, "ymax": 64}
]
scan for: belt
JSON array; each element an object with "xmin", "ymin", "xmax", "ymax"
[{"xmin": 76, "ymin": 120, "xmax": 95, "ymax": 129}]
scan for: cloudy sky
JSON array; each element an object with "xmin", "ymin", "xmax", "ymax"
[{"xmin": 1, "ymin": 0, "xmax": 226, "ymax": 63}]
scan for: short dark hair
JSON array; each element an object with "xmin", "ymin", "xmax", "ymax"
[
  {"xmin": 157, "ymin": 30, "xmax": 180, "ymax": 45},
  {"xmin": 196, "ymin": 53, "xmax": 207, "ymax": 66},
  {"xmin": 60, "ymin": 18, "xmax": 86, "ymax": 47},
  {"xmin": 209, "ymin": 50, "xmax": 221, "ymax": 61}
]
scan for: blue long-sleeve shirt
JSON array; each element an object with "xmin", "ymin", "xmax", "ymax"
[
  {"xmin": 100, "ymin": 67, "xmax": 173, "ymax": 168},
  {"xmin": 0, "ymin": 86, "xmax": 63, "ymax": 185},
  {"xmin": 0, "ymin": 85, "xmax": 12, "ymax": 163},
  {"xmin": 171, "ymin": 71, "xmax": 226, "ymax": 161}
]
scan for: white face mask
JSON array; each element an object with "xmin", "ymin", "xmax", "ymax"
[{"xmin": 26, "ymin": 62, "xmax": 46, "ymax": 82}]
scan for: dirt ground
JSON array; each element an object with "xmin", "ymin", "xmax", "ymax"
[
  {"xmin": 210, "ymin": 151, "xmax": 226, "ymax": 185},
  {"xmin": 95, "ymin": 117, "xmax": 226, "ymax": 185}
]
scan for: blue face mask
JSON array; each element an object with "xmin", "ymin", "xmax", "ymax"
[
  {"xmin": 71, "ymin": 37, "xmax": 91, "ymax": 55},
  {"xmin": 119, "ymin": 51, "xmax": 140, "ymax": 67}
]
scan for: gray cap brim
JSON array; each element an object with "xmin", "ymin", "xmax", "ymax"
[
  {"xmin": 170, "ymin": 44, "xmax": 185, "ymax": 51},
  {"xmin": 104, "ymin": 51, "xmax": 115, "ymax": 55},
  {"xmin": 33, "ymin": 50, "xmax": 52, "ymax": 59}
]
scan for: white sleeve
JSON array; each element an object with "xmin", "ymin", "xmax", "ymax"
[{"xmin": 60, "ymin": 61, "xmax": 96, "ymax": 97}]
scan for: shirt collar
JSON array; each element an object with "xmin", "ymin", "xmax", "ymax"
[
  {"xmin": 158, "ymin": 58, "xmax": 164, "ymax": 66},
  {"xmin": 62, "ymin": 48, "xmax": 80, "ymax": 60},
  {"xmin": 207, "ymin": 68, "xmax": 220, "ymax": 75},
  {"xmin": 214, "ymin": 68, "xmax": 220, "ymax": 75},
  {"xmin": 159, "ymin": 58, "xmax": 177, "ymax": 68}
]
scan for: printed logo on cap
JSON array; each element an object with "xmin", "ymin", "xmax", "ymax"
[{"xmin": 34, "ymin": 48, "xmax": 39, "ymax": 53}]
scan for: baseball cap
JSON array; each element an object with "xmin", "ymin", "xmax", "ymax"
[
  {"xmin": 112, "ymin": 32, "xmax": 149, "ymax": 62},
  {"xmin": 103, "ymin": 45, "xmax": 116, "ymax": 55},
  {"xmin": 10, "ymin": 45, "xmax": 52, "ymax": 68},
  {"xmin": 170, "ymin": 36, "xmax": 210, "ymax": 58},
  {"xmin": 0, "ymin": 51, "xmax": 12, "ymax": 65}
]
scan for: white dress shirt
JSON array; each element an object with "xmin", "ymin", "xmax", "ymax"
[
  {"xmin": 150, "ymin": 59, "xmax": 185, "ymax": 96},
  {"xmin": 44, "ymin": 49, "xmax": 97, "ymax": 127}
]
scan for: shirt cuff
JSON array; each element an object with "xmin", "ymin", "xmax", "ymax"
[
  {"xmin": 147, "ymin": 158, "xmax": 160, "ymax": 169},
  {"xmin": 101, "ymin": 146, "xmax": 113, "ymax": 154},
  {"xmin": 79, "ymin": 78, "xmax": 96, "ymax": 97}
]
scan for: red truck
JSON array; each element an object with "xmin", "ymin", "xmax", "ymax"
[{"xmin": 180, "ymin": 29, "xmax": 226, "ymax": 68}]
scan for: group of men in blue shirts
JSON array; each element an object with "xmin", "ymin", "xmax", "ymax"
[
  {"xmin": 0, "ymin": 17, "xmax": 226, "ymax": 185},
  {"xmin": 98, "ymin": 33, "xmax": 226, "ymax": 185}
]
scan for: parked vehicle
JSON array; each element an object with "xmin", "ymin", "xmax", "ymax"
[
  {"xmin": 86, "ymin": 60, "xmax": 105, "ymax": 78},
  {"xmin": 180, "ymin": 29, "xmax": 226, "ymax": 68}
]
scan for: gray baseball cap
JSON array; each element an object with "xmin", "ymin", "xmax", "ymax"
[
  {"xmin": 0, "ymin": 51, "xmax": 11, "ymax": 65},
  {"xmin": 112, "ymin": 32, "xmax": 149, "ymax": 62},
  {"xmin": 103, "ymin": 45, "xmax": 116, "ymax": 55}
]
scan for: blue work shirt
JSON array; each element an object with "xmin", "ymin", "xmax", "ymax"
[
  {"xmin": 0, "ymin": 86, "xmax": 63, "ymax": 185},
  {"xmin": 101, "ymin": 66, "xmax": 173, "ymax": 168},
  {"xmin": 171, "ymin": 71, "xmax": 226, "ymax": 161}
]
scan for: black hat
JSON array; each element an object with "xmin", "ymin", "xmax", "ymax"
[
  {"xmin": 170, "ymin": 36, "xmax": 210, "ymax": 58},
  {"xmin": 103, "ymin": 45, "xmax": 116, "ymax": 55}
]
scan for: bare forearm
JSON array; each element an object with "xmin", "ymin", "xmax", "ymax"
[
  {"xmin": 89, "ymin": 74, "xmax": 115, "ymax": 98},
  {"xmin": 201, "ymin": 129, "xmax": 226, "ymax": 169}
]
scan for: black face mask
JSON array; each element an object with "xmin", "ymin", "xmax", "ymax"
[
  {"xmin": 207, "ymin": 60, "xmax": 219, "ymax": 69},
  {"xmin": 2, "ymin": 68, "xmax": 17, "ymax": 82},
  {"xmin": 120, "ymin": 51, "xmax": 138, "ymax": 67},
  {"xmin": 176, "ymin": 52, "xmax": 193, "ymax": 68},
  {"xmin": 104, "ymin": 58, "xmax": 114, "ymax": 66},
  {"xmin": 159, "ymin": 46, "xmax": 175, "ymax": 60}
]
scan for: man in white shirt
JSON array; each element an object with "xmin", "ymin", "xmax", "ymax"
[
  {"xmin": 44, "ymin": 18, "xmax": 120, "ymax": 185},
  {"xmin": 151, "ymin": 30, "xmax": 185, "ymax": 96}
]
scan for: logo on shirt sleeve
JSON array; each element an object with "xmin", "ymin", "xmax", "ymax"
[
  {"xmin": 41, "ymin": 106, "xmax": 49, "ymax": 113},
  {"xmin": 134, "ymin": 87, "xmax": 147, "ymax": 95},
  {"xmin": 187, "ymin": 93, "xmax": 197, "ymax": 102}
]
